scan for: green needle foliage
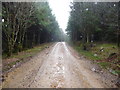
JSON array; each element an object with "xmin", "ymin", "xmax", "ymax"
[
  {"xmin": 66, "ymin": 2, "xmax": 119, "ymax": 44},
  {"xmin": 2, "ymin": 2, "xmax": 63, "ymax": 57}
]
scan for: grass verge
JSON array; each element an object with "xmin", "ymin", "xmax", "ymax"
[
  {"xmin": 71, "ymin": 41, "xmax": 120, "ymax": 76},
  {"xmin": 2, "ymin": 42, "xmax": 53, "ymax": 73}
]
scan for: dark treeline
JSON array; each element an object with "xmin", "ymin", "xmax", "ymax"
[
  {"xmin": 66, "ymin": 2, "xmax": 120, "ymax": 46},
  {"xmin": 2, "ymin": 2, "xmax": 63, "ymax": 56}
]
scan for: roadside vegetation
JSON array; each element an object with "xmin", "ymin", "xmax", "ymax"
[
  {"xmin": 71, "ymin": 42, "xmax": 120, "ymax": 76},
  {"xmin": 3, "ymin": 43, "xmax": 53, "ymax": 73},
  {"xmin": 66, "ymin": 2, "xmax": 120, "ymax": 77}
]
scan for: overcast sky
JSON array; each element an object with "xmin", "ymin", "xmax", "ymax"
[{"xmin": 48, "ymin": 0, "xmax": 71, "ymax": 33}]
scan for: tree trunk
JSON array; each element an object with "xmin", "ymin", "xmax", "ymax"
[
  {"xmin": 32, "ymin": 32, "xmax": 35, "ymax": 47},
  {"xmin": 37, "ymin": 31, "xmax": 40, "ymax": 44},
  {"xmin": 7, "ymin": 42, "xmax": 13, "ymax": 56},
  {"xmin": 87, "ymin": 33, "xmax": 89, "ymax": 43},
  {"xmin": 25, "ymin": 33, "xmax": 28, "ymax": 48}
]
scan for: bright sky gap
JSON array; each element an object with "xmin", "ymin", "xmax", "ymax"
[{"xmin": 48, "ymin": 0, "xmax": 71, "ymax": 33}]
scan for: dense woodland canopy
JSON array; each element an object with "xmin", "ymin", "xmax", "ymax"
[
  {"xmin": 2, "ymin": 2, "xmax": 64, "ymax": 56},
  {"xmin": 66, "ymin": 2, "xmax": 120, "ymax": 46},
  {"xmin": 2, "ymin": 2, "xmax": 120, "ymax": 57}
]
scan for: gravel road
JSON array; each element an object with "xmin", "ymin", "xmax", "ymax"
[{"xmin": 2, "ymin": 42, "xmax": 116, "ymax": 88}]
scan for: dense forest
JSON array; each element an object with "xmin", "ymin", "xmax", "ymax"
[
  {"xmin": 66, "ymin": 2, "xmax": 120, "ymax": 77},
  {"xmin": 2, "ymin": 2, "xmax": 63, "ymax": 56},
  {"xmin": 66, "ymin": 2, "xmax": 120, "ymax": 46},
  {"xmin": 1, "ymin": 2, "xmax": 120, "ymax": 88}
]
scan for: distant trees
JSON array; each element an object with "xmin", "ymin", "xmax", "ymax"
[
  {"xmin": 2, "ymin": 2, "xmax": 63, "ymax": 56},
  {"xmin": 118, "ymin": 2, "xmax": 120, "ymax": 47},
  {"xmin": 66, "ymin": 2, "xmax": 118, "ymax": 44}
]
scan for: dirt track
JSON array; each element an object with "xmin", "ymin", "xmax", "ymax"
[{"xmin": 2, "ymin": 42, "xmax": 116, "ymax": 88}]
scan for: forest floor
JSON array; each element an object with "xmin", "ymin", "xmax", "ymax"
[
  {"xmin": 2, "ymin": 42, "xmax": 119, "ymax": 88},
  {"xmin": 73, "ymin": 42, "xmax": 120, "ymax": 77}
]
